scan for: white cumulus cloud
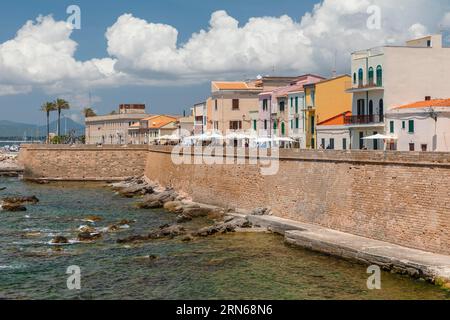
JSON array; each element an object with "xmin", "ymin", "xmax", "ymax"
[{"xmin": 0, "ymin": 0, "xmax": 449, "ymax": 97}]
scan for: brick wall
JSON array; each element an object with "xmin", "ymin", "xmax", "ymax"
[
  {"xmin": 19, "ymin": 145, "xmax": 148, "ymax": 181},
  {"xmin": 144, "ymin": 146, "xmax": 450, "ymax": 255},
  {"xmin": 18, "ymin": 144, "xmax": 450, "ymax": 255}
]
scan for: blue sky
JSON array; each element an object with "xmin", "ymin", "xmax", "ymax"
[{"xmin": 0, "ymin": 0, "xmax": 448, "ymax": 124}]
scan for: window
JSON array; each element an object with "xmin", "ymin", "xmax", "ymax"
[
  {"xmin": 214, "ymin": 121, "xmax": 219, "ymax": 130},
  {"xmin": 329, "ymin": 138, "xmax": 335, "ymax": 150},
  {"xmin": 279, "ymin": 101, "xmax": 285, "ymax": 112},
  {"xmin": 262, "ymin": 99, "xmax": 268, "ymax": 111},
  {"xmin": 402, "ymin": 121, "xmax": 406, "ymax": 129},
  {"xmin": 264, "ymin": 120, "xmax": 268, "ymax": 130},
  {"xmin": 321, "ymin": 138, "xmax": 325, "ymax": 148},
  {"xmin": 368, "ymin": 67, "xmax": 374, "ymax": 85},
  {"xmin": 290, "ymin": 120, "xmax": 293, "ymax": 129},
  {"xmin": 281, "ymin": 122, "xmax": 286, "ymax": 136},
  {"xmin": 427, "ymin": 40, "xmax": 431, "ymax": 47},
  {"xmin": 311, "ymin": 91, "xmax": 315, "ymax": 106},
  {"xmin": 253, "ymin": 120, "xmax": 257, "ymax": 131},
  {"xmin": 311, "ymin": 138, "xmax": 315, "ymax": 149},
  {"xmin": 358, "ymin": 68, "xmax": 364, "ymax": 86},
  {"xmin": 409, "ymin": 143, "xmax": 415, "ymax": 151},
  {"xmin": 357, "ymin": 99, "xmax": 365, "ymax": 115},
  {"xmin": 369, "ymin": 100, "xmax": 374, "ymax": 115},
  {"xmin": 311, "ymin": 116, "xmax": 315, "ymax": 134},
  {"xmin": 295, "ymin": 97, "xmax": 299, "ymax": 113},
  {"xmin": 343, "ymin": 138, "xmax": 347, "ymax": 150},
  {"xmin": 215, "ymin": 99, "xmax": 218, "ymax": 111},
  {"xmin": 408, "ymin": 120, "xmax": 415, "ymax": 133},
  {"xmin": 359, "ymin": 132, "xmax": 364, "ymax": 149},
  {"xmin": 295, "ymin": 118, "xmax": 299, "ymax": 129},
  {"xmin": 273, "ymin": 121, "xmax": 277, "ymax": 130},
  {"xmin": 353, "ymin": 72, "xmax": 357, "ymax": 84},
  {"xmin": 376, "ymin": 65, "xmax": 383, "ymax": 87},
  {"xmin": 379, "ymin": 99, "xmax": 384, "ymax": 117},
  {"xmin": 421, "ymin": 144, "xmax": 428, "ymax": 152},
  {"xmin": 290, "ymin": 97, "xmax": 294, "ymax": 109},
  {"xmin": 232, "ymin": 99, "xmax": 239, "ymax": 110},
  {"xmin": 373, "ymin": 131, "xmax": 378, "ymax": 150},
  {"xmin": 229, "ymin": 121, "xmax": 242, "ymax": 130},
  {"xmin": 390, "ymin": 121, "xmax": 394, "ymax": 133}
]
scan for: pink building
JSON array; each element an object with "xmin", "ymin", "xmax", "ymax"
[{"xmin": 258, "ymin": 74, "xmax": 325, "ymax": 139}]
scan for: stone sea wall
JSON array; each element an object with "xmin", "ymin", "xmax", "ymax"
[
  {"xmin": 18, "ymin": 144, "xmax": 450, "ymax": 255},
  {"xmin": 144, "ymin": 146, "xmax": 450, "ymax": 255},
  {"xmin": 19, "ymin": 144, "xmax": 148, "ymax": 181}
]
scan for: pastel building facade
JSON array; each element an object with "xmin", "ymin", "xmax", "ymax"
[
  {"xmin": 210, "ymin": 77, "xmax": 297, "ymax": 134},
  {"xmin": 385, "ymin": 99, "xmax": 450, "ymax": 152},
  {"xmin": 258, "ymin": 74, "xmax": 324, "ymax": 147},
  {"xmin": 192, "ymin": 102, "xmax": 207, "ymax": 134},
  {"xmin": 346, "ymin": 34, "xmax": 450, "ymax": 150},
  {"xmin": 314, "ymin": 75, "xmax": 353, "ymax": 150},
  {"xmin": 85, "ymin": 104, "xmax": 149, "ymax": 145},
  {"xmin": 128, "ymin": 115, "xmax": 178, "ymax": 144}
]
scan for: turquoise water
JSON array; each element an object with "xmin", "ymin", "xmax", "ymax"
[{"xmin": 0, "ymin": 177, "xmax": 449, "ymax": 300}]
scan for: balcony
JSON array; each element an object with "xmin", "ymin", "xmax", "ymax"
[
  {"xmin": 344, "ymin": 114, "xmax": 384, "ymax": 125},
  {"xmin": 345, "ymin": 81, "xmax": 384, "ymax": 93}
]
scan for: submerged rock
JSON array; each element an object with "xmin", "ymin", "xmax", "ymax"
[
  {"xmin": 1, "ymin": 203, "xmax": 27, "ymax": 212},
  {"xmin": 2, "ymin": 195, "xmax": 39, "ymax": 205},
  {"xmin": 193, "ymin": 218, "xmax": 252, "ymax": 237},
  {"xmin": 117, "ymin": 224, "xmax": 186, "ymax": 244},
  {"xmin": 77, "ymin": 232, "xmax": 102, "ymax": 242},
  {"xmin": 82, "ymin": 215, "xmax": 103, "ymax": 223},
  {"xmin": 51, "ymin": 236, "xmax": 69, "ymax": 244}
]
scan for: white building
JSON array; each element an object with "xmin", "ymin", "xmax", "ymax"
[
  {"xmin": 385, "ymin": 99, "xmax": 450, "ymax": 152},
  {"xmin": 85, "ymin": 104, "xmax": 149, "ymax": 144},
  {"xmin": 346, "ymin": 34, "xmax": 450, "ymax": 150},
  {"xmin": 192, "ymin": 102, "xmax": 207, "ymax": 135},
  {"xmin": 316, "ymin": 111, "xmax": 351, "ymax": 150}
]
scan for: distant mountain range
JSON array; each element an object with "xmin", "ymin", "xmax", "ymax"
[{"xmin": 0, "ymin": 118, "xmax": 85, "ymax": 138}]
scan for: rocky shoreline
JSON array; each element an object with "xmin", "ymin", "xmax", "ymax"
[
  {"xmin": 108, "ymin": 176, "xmax": 272, "ymax": 243},
  {"xmin": 0, "ymin": 152, "xmax": 23, "ymax": 177}
]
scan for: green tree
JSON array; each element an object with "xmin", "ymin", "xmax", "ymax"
[
  {"xmin": 55, "ymin": 98, "xmax": 70, "ymax": 137},
  {"xmin": 83, "ymin": 107, "xmax": 97, "ymax": 118},
  {"xmin": 40, "ymin": 102, "xmax": 56, "ymax": 143}
]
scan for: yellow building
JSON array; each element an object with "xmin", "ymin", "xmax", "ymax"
[
  {"xmin": 304, "ymin": 75, "xmax": 352, "ymax": 149},
  {"xmin": 304, "ymin": 84, "xmax": 317, "ymax": 149}
]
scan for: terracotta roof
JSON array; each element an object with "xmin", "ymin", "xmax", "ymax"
[
  {"xmin": 213, "ymin": 82, "xmax": 250, "ymax": 90},
  {"xmin": 317, "ymin": 111, "xmax": 352, "ymax": 126},
  {"xmin": 394, "ymin": 99, "xmax": 450, "ymax": 109}
]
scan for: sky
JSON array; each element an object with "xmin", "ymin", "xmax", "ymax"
[{"xmin": 0, "ymin": 0, "xmax": 449, "ymax": 125}]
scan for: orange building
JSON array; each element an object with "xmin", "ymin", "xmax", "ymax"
[{"xmin": 128, "ymin": 115, "xmax": 178, "ymax": 144}]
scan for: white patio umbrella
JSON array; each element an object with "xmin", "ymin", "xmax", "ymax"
[
  {"xmin": 272, "ymin": 136, "xmax": 295, "ymax": 143},
  {"xmin": 363, "ymin": 134, "xmax": 398, "ymax": 140},
  {"xmin": 254, "ymin": 137, "xmax": 272, "ymax": 144}
]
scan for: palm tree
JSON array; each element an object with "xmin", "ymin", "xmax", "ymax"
[
  {"xmin": 40, "ymin": 102, "xmax": 56, "ymax": 143},
  {"xmin": 83, "ymin": 107, "xmax": 97, "ymax": 118},
  {"xmin": 55, "ymin": 98, "xmax": 70, "ymax": 137}
]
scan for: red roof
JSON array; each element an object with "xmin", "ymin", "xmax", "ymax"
[
  {"xmin": 317, "ymin": 111, "xmax": 352, "ymax": 126},
  {"xmin": 394, "ymin": 99, "xmax": 450, "ymax": 109}
]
